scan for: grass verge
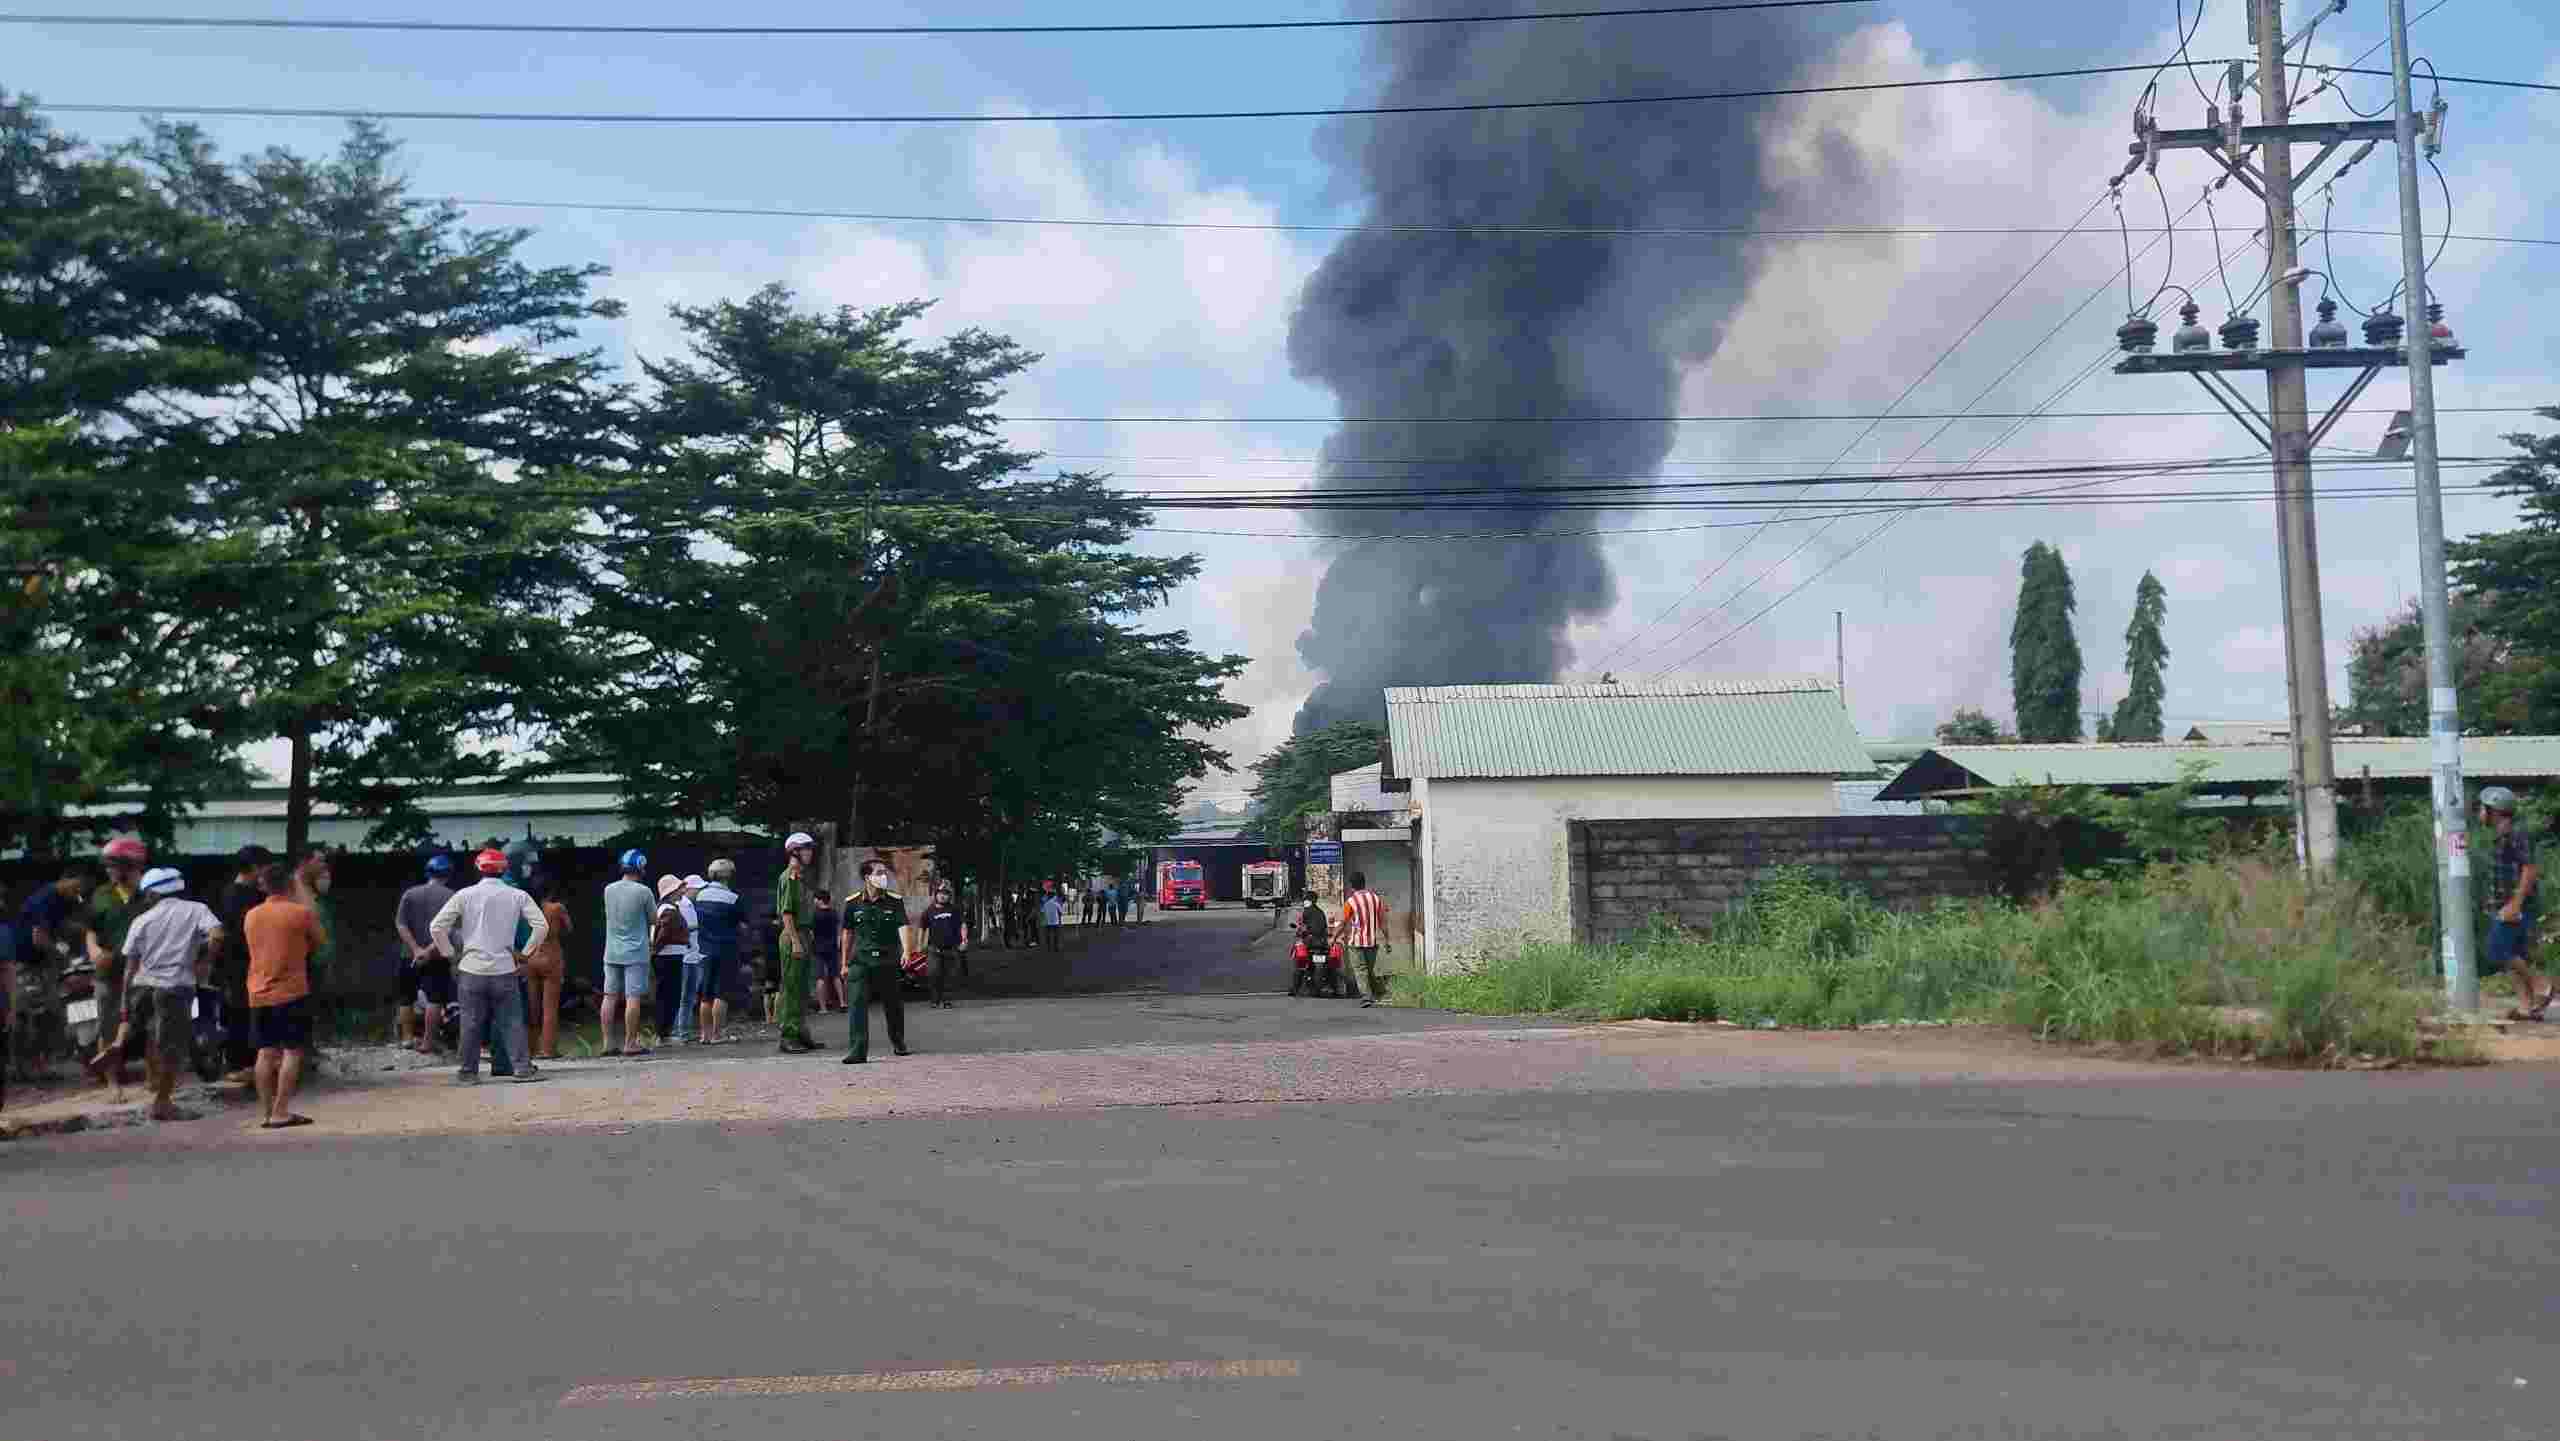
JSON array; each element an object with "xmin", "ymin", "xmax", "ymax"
[{"xmin": 1402, "ymin": 860, "xmax": 2478, "ymax": 1066}]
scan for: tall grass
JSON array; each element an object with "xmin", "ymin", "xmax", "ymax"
[{"xmin": 1410, "ymin": 859, "xmax": 2468, "ymax": 1065}]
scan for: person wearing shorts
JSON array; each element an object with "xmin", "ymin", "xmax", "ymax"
[
  {"xmin": 2480, "ymin": 786, "xmax": 2547, "ymax": 1020},
  {"xmin": 98, "ymin": 868, "xmax": 221, "ymax": 1120},
  {"xmin": 243, "ymin": 862, "xmax": 327, "ymax": 1129},
  {"xmin": 392, "ymin": 854, "xmax": 456, "ymax": 1054},
  {"xmin": 598, "ymin": 850, "xmax": 655, "ymax": 1056},
  {"xmin": 691, "ymin": 863, "xmax": 742, "ymax": 1044}
]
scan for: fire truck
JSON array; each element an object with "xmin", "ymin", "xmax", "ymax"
[
  {"xmin": 1155, "ymin": 860, "xmax": 1207, "ymax": 910},
  {"xmin": 1240, "ymin": 860, "xmax": 1289, "ymax": 909}
]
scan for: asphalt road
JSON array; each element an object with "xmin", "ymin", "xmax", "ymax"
[
  {"xmin": 10, "ymin": 1068, "xmax": 2557, "ymax": 1440},
  {"xmin": 953, "ymin": 901, "xmax": 1306, "ymax": 998}
]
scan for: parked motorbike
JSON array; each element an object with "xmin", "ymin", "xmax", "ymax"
[
  {"xmin": 190, "ymin": 984, "xmax": 231, "ymax": 1083},
  {"xmin": 1288, "ymin": 939, "xmax": 1356, "ymax": 999}
]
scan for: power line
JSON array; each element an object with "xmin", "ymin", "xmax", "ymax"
[
  {"xmin": 991, "ymin": 406, "xmax": 2535, "ymax": 424},
  {"xmin": 1584, "ymin": 190, "xmax": 2113, "ymax": 675},
  {"xmin": 0, "ymin": 2, "xmax": 1871, "ymax": 37},
  {"xmin": 20, "ymin": 62, "xmax": 2233, "ymax": 127},
  {"xmin": 37, "ymin": 59, "xmax": 2551, "ymax": 127},
  {"xmin": 436, "ymin": 197, "xmax": 2560, "ymax": 248}
]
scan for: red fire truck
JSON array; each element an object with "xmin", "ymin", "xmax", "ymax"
[{"xmin": 1156, "ymin": 860, "xmax": 1207, "ymax": 910}]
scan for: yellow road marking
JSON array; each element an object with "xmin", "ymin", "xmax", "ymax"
[{"xmin": 561, "ymin": 1358, "xmax": 1299, "ymax": 1404}]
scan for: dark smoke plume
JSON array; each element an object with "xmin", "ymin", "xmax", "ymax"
[{"xmin": 1287, "ymin": 1, "xmax": 1847, "ymax": 734}]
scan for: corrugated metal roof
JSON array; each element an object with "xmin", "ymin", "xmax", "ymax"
[
  {"xmin": 1877, "ymin": 736, "xmax": 2560, "ymax": 800},
  {"xmin": 1384, "ymin": 678, "xmax": 1871, "ymax": 780},
  {"xmin": 2183, "ymin": 721, "xmax": 2290, "ymax": 744}
]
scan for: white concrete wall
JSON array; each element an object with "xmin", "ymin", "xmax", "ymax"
[{"xmin": 1417, "ymin": 775, "xmax": 1840, "ymax": 972}]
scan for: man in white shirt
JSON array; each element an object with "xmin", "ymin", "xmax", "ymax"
[
  {"xmin": 96, "ymin": 868, "xmax": 221, "ymax": 1120},
  {"xmin": 430, "ymin": 849, "xmax": 550, "ymax": 1085}
]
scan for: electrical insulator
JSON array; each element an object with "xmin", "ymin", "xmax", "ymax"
[
  {"xmin": 2425, "ymin": 302, "xmax": 2455, "ymax": 348},
  {"xmin": 2218, "ymin": 312, "xmax": 2261, "ymax": 353},
  {"xmin": 2172, "ymin": 302, "xmax": 2212, "ymax": 354},
  {"xmin": 2116, "ymin": 313, "xmax": 2159, "ymax": 353},
  {"xmin": 2362, "ymin": 306, "xmax": 2404, "ymax": 347},
  {"xmin": 2307, "ymin": 298, "xmax": 2349, "ymax": 349}
]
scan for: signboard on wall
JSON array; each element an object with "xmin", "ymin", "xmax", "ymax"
[{"xmin": 1305, "ymin": 840, "xmax": 1343, "ymax": 865}]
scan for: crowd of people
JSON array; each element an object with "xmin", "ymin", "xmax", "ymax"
[{"xmin": 3, "ymin": 838, "xmax": 340, "ymax": 1124}]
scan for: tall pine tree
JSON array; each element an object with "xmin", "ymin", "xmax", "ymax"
[
  {"xmin": 2009, "ymin": 541, "xmax": 2084, "ymax": 743},
  {"xmin": 2109, "ymin": 571, "xmax": 2169, "ymax": 742}
]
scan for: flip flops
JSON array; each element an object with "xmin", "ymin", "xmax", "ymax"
[{"xmin": 259, "ymin": 1114, "xmax": 314, "ymax": 1130}]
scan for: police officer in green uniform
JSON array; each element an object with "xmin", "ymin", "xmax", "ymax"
[
  {"xmin": 774, "ymin": 833, "xmax": 819, "ymax": 1054},
  {"xmin": 840, "ymin": 858, "xmax": 910, "ymax": 1064}
]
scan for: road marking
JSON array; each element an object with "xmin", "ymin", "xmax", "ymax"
[{"xmin": 561, "ymin": 1359, "xmax": 1299, "ymax": 1404}]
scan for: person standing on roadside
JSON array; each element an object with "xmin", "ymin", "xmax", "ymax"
[
  {"xmin": 244, "ymin": 861, "xmax": 328, "ymax": 1127},
  {"xmin": 691, "ymin": 862, "xmax": 743, "ymax": 1045},
  {"xmin": 1340, "ymin": 871, "xmax": 1392, "ymax": 1008},
  {"xmin": 290, "ymin": 850, "xmax": 338, "ymax": 1002},
  {"xmin": 810, "ymin": 889, "xmax": 843, "ymax": 1015},
  {"xmin": 1040, "ymin": 881, "xmax": 1065, "ymax": 953},
  {"xmin": 429, "ymin": 849, "xmax": 549, "ymax": 1085},
  {"xmin": 525, "ymin": 881, "xmax": 571, "ymax": 1060},
  {"xmin": 773, "ymin": 832, "xmax": 819, "ymax": 1055},
  {"xmin": 2480, "ymin": 787, "xmax": 2548, "ymax": 1020},
  {"xmin": 86, "ymin": 836, "xmax": 152, "ymax": 1090},
  {"xmin": 598, "ymin": 849, "xmax": 655, "ymax": 1057},
  {"xmin": 93, "ymin": 868, "xmax": 220, "ymax": 1121},
  {"xmin": 393, "ymin": 853, "xmax": 456, "ymax": 1055},
  {"xmin": 649, "ymin": 874, "xmax": 690, "ymax": 1042},
  {"xmin": 921, "ymin": 883, "xmax": 967, "ymax": 1009},
  {"xmin": 214, "ymin": 846, "xmax": 270, "ymax": 1082},
  {"xmin": 841, "ymin": 858, "xmax": 911, "ymax": 1064},
  {"xmin": 673, "ymin": 874, "xmax": 707, "ymax": 1042}
]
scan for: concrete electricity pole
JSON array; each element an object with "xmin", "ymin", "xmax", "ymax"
[
  {"xmin": 2252, "ymin": 0, "xmax": 2343, "ymax": 877},
  {"xmin": 2386, "ymin": 0, "xmax": 2475, "ymax": 1010},
  {"xmin": 2111, "ymin": 0, "xmax": 2460, "ymax": 879}
]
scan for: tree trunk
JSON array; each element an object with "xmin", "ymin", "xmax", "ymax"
[{"xmin": 285, "ymin": 708, "xmax": 315, "ymax": 860}]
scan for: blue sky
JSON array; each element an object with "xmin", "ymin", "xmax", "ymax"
[{"xmin": 9, "ymin": 0, "xmax": 2556, "ymax": 796}]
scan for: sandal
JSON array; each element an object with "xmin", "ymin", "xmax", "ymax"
[{"xmin": 260, "ymin": 1114, "xmax": 314, "ymax": 1130}]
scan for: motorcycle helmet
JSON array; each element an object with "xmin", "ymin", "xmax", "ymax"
[
  {"xmin": 424, "ymin": 853, "xmax": 453, "ymax": 877},
  {"xmin": 475, "ymin": 848, "xmax": 507, "ymax": 875},
  {"xmin": 619, "ymin": 847, "xmax": 649, "ymax": 873},
  {"xmin": 101, "ymin": 836, "xmax": 148, "ymax": 866}
]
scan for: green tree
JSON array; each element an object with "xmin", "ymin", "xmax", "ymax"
[
  {"xmin": 582, "ymin": 285, "xmax": 1245, "ymax": 886},
  {"xmin": 1933, "ymin": 707, "xmax": 2005, "ymax": 746},
  {"xmin": 136, "ymin": 119, "xmax": 628, "ymax": 853},
  {"xmin": 2009, "ymin": 541, "xmax": 2084, "ymax": 743},
  {"xmin": 2448, "ymin": 406, "xmax": 2560, "ymax": 731},
  {"xmin": 2336, "ymin": 591, "xmax": 2521, "ymax": 736},
  {"xmin": 1, "ymin": 97, "xmax": 252, "ymax": 855},
  {"xmin": 1245, "ymin": 721, "xmax": 1386, "ymax": 845},
  {"xmin": 2108, "ymin": 570, "xmax": 2170, "ymax": 742}
]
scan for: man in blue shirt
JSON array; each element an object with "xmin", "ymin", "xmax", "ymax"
[{"xmin": 690, "ymin": 860, "xmax": 745, "ymax": 1045}]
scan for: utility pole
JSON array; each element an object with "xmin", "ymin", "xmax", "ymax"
[
  {"xmin": 2387, "ymin": 0, "xmax": 2474, "ymax": 1010},
  {"xmin": 2111, "ymin": 0, "xmax": 2461, "ymax": 879},
  {"xmin": 2254, "ymin": 0, "xmax": 2341, "ymax": 878},
  {"xmin": 1834, "ymin": 610, "xmax": 1845, "ymax": 709}
]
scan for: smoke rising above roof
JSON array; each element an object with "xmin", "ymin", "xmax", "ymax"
[{"xmin": 1285, "ymin": 0, "xmax": 1848, "ymax": 734}]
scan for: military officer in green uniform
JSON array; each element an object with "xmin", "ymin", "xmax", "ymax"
[
  {"xmin": 840, "ymin": 858, "xmax": 910, "ymax": 1064},
  {"xmin": 774, "ymin": 832, "xmax": 819, "ymax": 1054}
]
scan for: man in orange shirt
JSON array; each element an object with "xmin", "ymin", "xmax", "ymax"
[{"xmin": 243, "ymin": 861, "xmax": 327, "ymax": 1130}]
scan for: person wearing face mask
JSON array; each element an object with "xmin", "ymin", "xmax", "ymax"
[{"xmin": 840, "ymin": 859, "xmax": 912, "ymax": 1064}]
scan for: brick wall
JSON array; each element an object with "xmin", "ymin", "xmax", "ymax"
[{"xmin": 1568, "ymin": 816, "xmax": 1996, "ymax": 946}]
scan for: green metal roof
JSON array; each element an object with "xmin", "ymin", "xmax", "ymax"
[
  {"xmin": 1875, "ymin": 737, "xmax": 2560, "ymax": 801},
  {"xmin": 1383, "ymin": 680, "xmax": 1872, "ymax": 781}
]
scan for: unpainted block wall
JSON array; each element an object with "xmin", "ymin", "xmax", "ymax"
[{"xmin": 1569, "ymin": 816, "xmax": 1995, "ymax": 946}]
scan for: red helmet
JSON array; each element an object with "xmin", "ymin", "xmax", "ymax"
[
  {"xmin": 474, "ymin": 848, "xmax": 507, "ymax": 875},
  {"xmin": 101, "ymin": 836, "xmax": 148, "ymax": 865}
]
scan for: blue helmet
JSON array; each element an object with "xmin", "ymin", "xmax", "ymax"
[
  {"xmin": 619, "ymin": 848, "xmax": 648, "ymax": 872},
  {"xmin": 424, "ymin": 853, "xmax": 453, "ymax": 877}
]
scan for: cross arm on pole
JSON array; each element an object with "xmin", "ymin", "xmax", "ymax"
[
  {"xmin": 2309, "ymin": 364, "xmax": 2384, "ymax": 450},
  {"xmin": 2190, "ymin": 371, "xmax": 2273, "ymax": 452}
]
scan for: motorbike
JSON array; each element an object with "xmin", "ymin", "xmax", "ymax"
[
  {"xmin": 1288, "ymin": 936, "xmax": 1355, "ymax": 998},
  {"xmin": 189, "ymin": 983, "xmax": 231, "ymax": 1083}
]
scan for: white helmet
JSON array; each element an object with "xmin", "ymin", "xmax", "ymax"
[
  {"xmin": 140, "ymin": 866, "xmax": 186, "ymax": 897},
  {"xmin": 784, "ymin": 831, "xmax": 816, "ymax": 852}
]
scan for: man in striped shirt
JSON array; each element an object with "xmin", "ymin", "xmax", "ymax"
[{"xmin": 1340, "ymin": 872, "xmax": 1391, "ymax": 1008}]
